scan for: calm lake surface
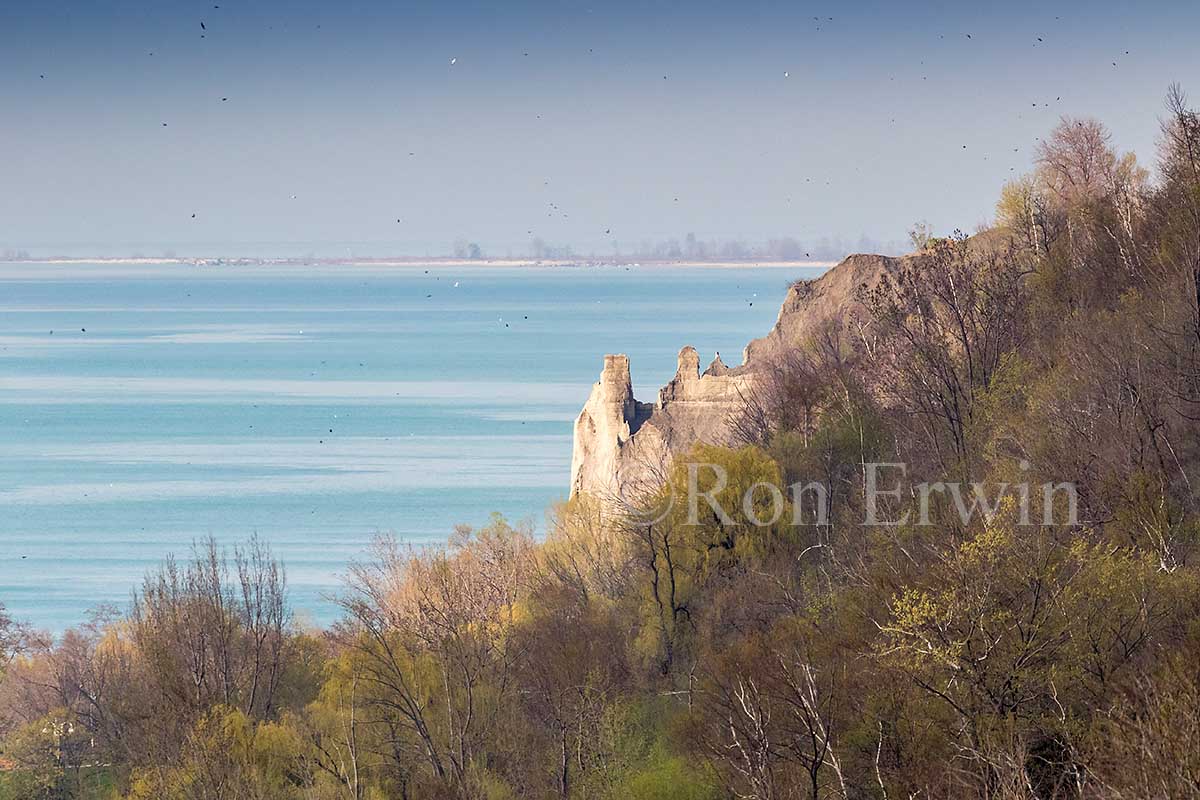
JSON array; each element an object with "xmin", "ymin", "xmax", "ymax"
[{"xmin": 0, "ymin": 261, "xmax": 827, "ymax": 632}]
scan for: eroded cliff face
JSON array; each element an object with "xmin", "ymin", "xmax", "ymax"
[
  {"xmin": 739, "ymin": 253, "xmax": 901, "ymax": 368},
  {"xmin": 569, "ymin": 347, "xmax": 750, "ymax": 501},
  {"xmin": 569, "ymin": 253, "xmax": 899, "ymax": 502},
  {"xmin": 569, "ymin": 354, "xmax": 642, "ymax": 499}
]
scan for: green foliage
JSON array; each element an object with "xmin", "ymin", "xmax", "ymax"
[
  {"xmin": 618, "ymin": 750, "xmax": 718, "ymax": 800},
  {"xmin": 0, "ymin": 712, "xmax": 99, "ymax": 800},
  {"xmin": 121, "ymin": 705, "xmax": 324, "ymax": 800},
  {"xmin": 629, "ymin": 444, "xmax": 797, "ymax": 675},
  {"xmin": 0, "ymin": 768, "xmax": 115, "ymax": 800},
  {"xmin": 566, "ymin": 699, "xmax": 718, "ymax": 800}
]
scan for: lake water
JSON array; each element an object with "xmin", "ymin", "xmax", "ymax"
[{"xmin": 0, "ymin": 261, "xmax": 827, "ymax": 632}]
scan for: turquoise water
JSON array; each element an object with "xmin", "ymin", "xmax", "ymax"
[{"xmin": 0, "ymin": 261, "xmax": 825, "ymax": 632}]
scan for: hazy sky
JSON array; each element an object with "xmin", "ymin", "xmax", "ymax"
[{"xmin": 3, "ymin": 0, "xmax": 1199, "ymax": 257}]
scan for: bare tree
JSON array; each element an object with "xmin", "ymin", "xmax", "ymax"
[
  {"xmin": 130, "ymin": 535, "xmax": 291, "ymax": 749},
  {"xmin": 1036, "ymin": 118, "xmax": 1118, "ymax": 207},
  {"xmin": 337, "ymin": 518, "xmax": 534, "ymax": 797},
  {"xmin": 862, "ymin": 234, "xmax": 1032, "ymax": 474}
]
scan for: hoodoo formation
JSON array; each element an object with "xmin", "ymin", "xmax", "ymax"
[{"xmin": 570, "ymin": 252, "xmax": 903, "ymax": 502}]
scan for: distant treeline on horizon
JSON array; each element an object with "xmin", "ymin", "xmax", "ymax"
[{"xmin": 1, "ymin": 232, "xmax": 908, "ymax": 263}]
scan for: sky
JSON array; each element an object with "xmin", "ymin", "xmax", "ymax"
[{"xmin": 2, "ymin": 0, "xmax": 1199, "ymax": 258}]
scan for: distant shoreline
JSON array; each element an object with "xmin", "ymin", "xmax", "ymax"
[{"xmin": 1, "ymin": 256, "xmax": 839, "ymax": 270}]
